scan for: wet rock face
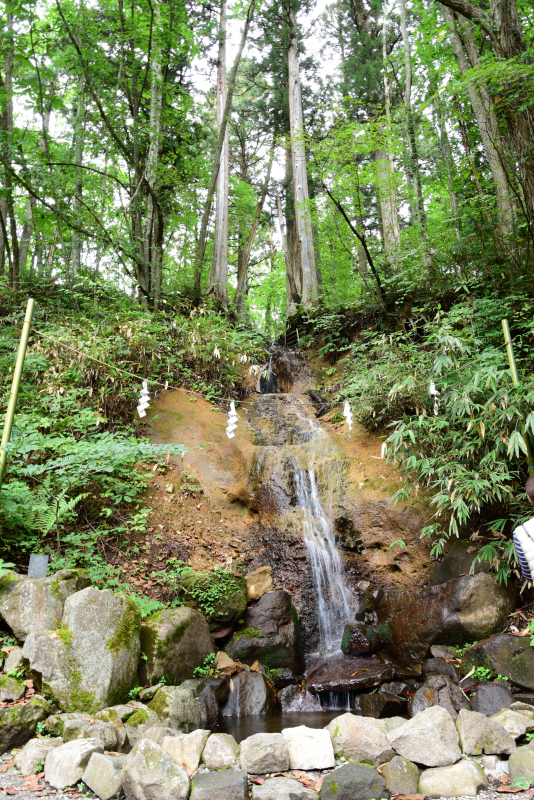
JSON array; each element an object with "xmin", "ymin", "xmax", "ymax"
[
  {"xmin": 341, "ymin": 623, "xmax": 382, "ymax": 657},
  {"xmin": 221, "ymin": 672, "xmax": 276, "ymax": 717},
  {"xmin": 264, "ymin": 347, "xmax": 312, "ymax": 395},
  {"xmin": 375, "ymin": 572, "xmax": 518, "ymax": 665},
  {"xmin": 305, "ymin": 653, "xmax": 394, "ymax": 694}
]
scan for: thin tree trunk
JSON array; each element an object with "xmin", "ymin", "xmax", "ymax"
[
  {"xmin": 3, "ymin": 13, "xmax": 19, "ymax": 289},
  {"xmin": 287, "ymin": 6, "xmax": 317, "ymax": 306},
  {"xmin": 208, "ymin": 0, "xmax": 229, "ymax": 309},
  {"xmin": 18, "ymin": 200, "xmax": 33, "ymax": 274},
  {"xmin": 71, "ymin": 75, "xmax": 85, "ymax": 277},
  {"xmin": 433, "ymin": 96, "xmax": 461, "ymax": 233},
  {"xmin": 193, "ymin": 0, "xmax": 256, "ymax": 304},
  {"xmin": 443, "ymin": 7, "xmax": 514, "ymax": 235}
]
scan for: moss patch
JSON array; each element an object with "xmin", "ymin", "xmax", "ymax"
[
  {"xmin": 377, "ymin": 622, "xmax": 393, "ymax": 644},
  {"xmin": 233, "ymin": 626, "xmax": 264, "ymax": 642},
  {"xmin": 57, "ymin": 627, "xmax": 72, "ymax": 649},
  {"xmin": 126, "ymin": 708, "xmax": 148, "ymax": 727},
  {"xmin": 107, "ymin": 597, "xmax": 141, "ymax": 654}
]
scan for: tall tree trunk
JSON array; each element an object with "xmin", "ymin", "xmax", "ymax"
[
  {"xmin": 71, "ymin": 75, "xmax": 85, "ymax": 277},
  {"xmin": 18, "ymin": 200, "xmax": 33, "ymax": 274},
  {"xmin": 193, "ymin": 0, "xmax": 256, "ymax": 304},
  {"xmin": 433, "ymin": 94, "xmax": 461, "ymax": 233},
  {"xmin": 443, "ymin": 7, "xmax": 515, "ymax": 235},
  {"xmin": 2, "ymin": 12, "xmax": 19, "ymax": 289},
  {"xmin": 287, "ymin": 5, "xmax": 318, "ymax": 306},
  {"xmin": 437, "ymin": 0, "xmax": 534, "ymax": 226},
  {"xmin": 208, "ymin": 0, "xmax": 229, "ymax": 309}
]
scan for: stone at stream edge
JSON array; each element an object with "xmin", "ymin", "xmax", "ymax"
[
  {"xmin": 409, "ymin": 674, "xmax": 469, "ymax": 718},
  {"xmin": 279, "ymin": 685, "xmax": 322, "ymax": 712},
  {"xmin": 326, "ymin": 712, "xmax": 394, "ymax": 766},
  {"xmin": 23, "ymin": 586, "xmax": 141, "ymax": 713},
  {"xmin": 418, "ymin": 759, "xmax": 489, "ymax": 797},
  {"xmin": 380, "ymin": 755, "xmax": 419, "ymax": 795},
  {"xmin": 304, "ymin": 653, "xmax": 394, "ymax": 694},
  {"xmin": 202, "ymin": 732, "xmax": 239, "ymax": 769},
  {"xmin": 239, "ymin": 731, "xmax": 289, "ymax": 774},
  {"xmin": 225, "ymin": 589, "xmax": 305, "ymax": 675},
  {"xmin": 139, "ymin": 607, "xmax": 215, "ymax": 685},
  {"xmin": 470, "ymin": 681, "xmax": 514, "ymax": 715},
  {"xmin": 0, "ymin": 569, "xmax": 90, "ymax": 641},
  {"xmin": 190, "ymin": 768, "xmax": 248, "ymax": 800},
  {"xmin": 282, "ymin": 725, "xmax": 335, "ymax": 770},
  {"xmin": 121, "ymin": 738, "xmax": 189, "ymax": 800},
  {"xmin": 0, "ymin": 695, "xmax": 52, "ymax": 755},
  {"xmin": 319, "ymin": 763, "xmax": 389, "ymax": 800},
  {"xmin": 461, "ymin": 634, "xmax": 534, "ymax": 690},
  {"xmin": 375, "ymin": 572, "xmax": 518, "ymax": 665},
  {"xmin": 252, "ymin": 776, "xmax": 318, "ymax": 800},
  {"xmin": 221, "ymin": 671, "xmax": 276, "ymax": 716},
  {"xmin": 387, "ymin": 705, "xmax": 462, "ymax": 766},
  {"xmin": 340, "ymin": 623, "xmax": 382, "ymax": 657},
  {"xmin": 147, "ymin": 685, "xmax": 203, "ymax": 732},
  {"xmin": 161, "ymin": 728, "xmax": 210, "ymax": 773}
]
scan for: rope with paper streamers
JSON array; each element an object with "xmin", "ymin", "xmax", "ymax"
[
  {"xmin": 226, "ymin": 401, "xmax": 239, "ymax": 439},
  {"xmin": 343, "ymin": 400, "xmax": 353, "ymax": 438}
]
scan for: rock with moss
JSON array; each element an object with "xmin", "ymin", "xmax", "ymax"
[
  {"xmin": 225, "ymin": 590, "xmax": 304, "ymax": 674},
  {"xmin": 456, "ymin": 708, "xmax": 516, "ymax": 755},
  {"xmin": 22, "ymin": 587, "xmax": 141, "ymax": 713},
  {"xmin": 0, "ymin": 569, "xmax": 91, "ymax": 641},
  {"xmin": 147, "ymin": 686, "xmax": 203, "ymax": 732},
  {"xmin": 0, "ymin": 694, "xmax": 52, "ymax": 755},
  {"xmin": 326, "ymin": 713, "xmax": 394, "ymax": 767},
  {"xmin": 319, "ymin": 763, "xmax": 389, "ymax": 800},
  {"xmin": 178, "ymin": 570, "xmax": 247, "ymax": 634},
  {"xmin": 122, "ymin": 738, "xmax": 190, "ymax": 800},
  {"xmin": 0, "ymin": 674, "xmax": 26, "ymax": 702},
  {"xmin": 461, "ymin": 634, "xmax": 534, "ymax": 690},
  {"xmin": 140, "ymin": 607, "xmax": 215, "ymax": 686}
]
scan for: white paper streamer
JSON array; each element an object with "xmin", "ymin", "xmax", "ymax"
[
  {"xmin": 226, "ymin": 400, "xmax": 239, "ymax": 439},
  {"xmin": 381, "ymin": 441, "xmax": 387, "ymax": 458},
  {"xmin": 343, "ymin": 401, "xmax": 353, "ymax": 437},
  {"xmin": 137, "ymin": 379, "xmax": 150, "ymax": 418},
  {"xmin": 429, "ymin": 380, "xmax": 440, "ymax": 416}
]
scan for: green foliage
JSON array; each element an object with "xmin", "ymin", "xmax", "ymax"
[
  {"xmin": 233, "ymin": 626, "xmax": 265, "ymax": 642},
  {"xmin": 7, "ymin": 668, "xmax": 25, "ymax": 679},
  {"xmin": 36, "ymin": 721, "xmax": 49, "ymax": 738},
  {"xmin": 131, "ymin": 596, "xmax": 164, "ymax": 619},
  {"xmin": 473, "ymin": 666, "xmax": 492, "ymax": 682},
  {"xmin": 0, "ymin": 560, "xmax": 16, "ymax": 578},
  {"xmin": 193, "ymin": 653, "xmax": 218, "ymax": 678},
  {"xmin": 128, "ymin": 686, "xmax": 142, "ymax": 701},
  {"xmin": 453, "ymin": 643, "xmax": 474, "ymax": 657},
  {"xmin": 511, "ymin": 777, "xmax": 531, "ymax": 790},
  {"xmin": 152, "ymin": 558, "xmax": 243, "ymax": 618}
]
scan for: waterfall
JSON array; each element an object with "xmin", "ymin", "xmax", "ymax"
[{"xmin": 290, "ymin": 400, "xmax": 356, "ymax": 653}]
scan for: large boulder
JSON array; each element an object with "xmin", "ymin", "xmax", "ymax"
[
  {"xmin": 82, "ymin": 752, "xmax": 126, "ymax": 800},
  {"xmin": 22, "ymin": 587, "xmax": 141, "ymax": 713},
  {"xmin": 388, "ymin": 705, "xmax": 462, "ymax": 767},
  {"xmin": 252, "ymin": 776, "xmax": 318, "ymax": 800},
  {"xmin": 461, "ymin": 634, "xmax": 534, "ymax": 689},
  {"xmin": 14, "ymin": 737, "xmax": 63, "ymax": 776},
  {"xmin": 456, "ymin": 709, "xmax": 515, "ymax": 755},
  {"xmin": 429, "ymin": 540, "xmax": 490, "ymax": 585},
  {"xmin": 419, "ymin": 759, "xmax": 488, "ymax": 797},
  {"xmin": 282, "ymin": 726, "xmax": 335, "ymax": 770},
  {"xmin": 319, "ymin": 763, "xmax": 389, "ymax": 800},
  {"xmin": 326, "ymin": 713, "xmax": 394, "ymax": 766},
  {"xmin": 122, "ymin": 738, "xmax": 189, "ymax": 800},
  {"xmin": 0, "ymin": 569, "xmax": 90, "ymax": 641},
  {"xmin": 470, "ymin": 681, "xmax": 513, "ymax": 715},
  {"xmin": 409, "ymin": 675, "xmax": 469, "ymax": 718},
  {"xmin": 178, "ymin": 571, "xmax": 247, "ymax": 634},
  {"xmin": 381, "ymin": 755, "xmax": 419, "ymax": 795},
  {"xmin": 45, "ymin": 738, "xmax": 103, "ymax": 789},
  {"xmin": 221, "ymin": 672, "xmax": 275, "ymax": 716},
  {"xmin": 0, "ymin": 695, "xmax": 52, "ymax": 755},
  {"xmin": 140, "ymin": 607, "xmax": 214, "ymax": 685},
  {"xmin": 375, "ymin": 573, "xmax": 517, "ymax": 665},
  {"xmin": 240, "ymin": 732, "xmax": 289, "ymax": 774},
  {"xmin": 147, "ymin": 686, "xmax": 203, "ymax": 732},
  {"xmin": 202, "ymin": 732, "xmax": 239, "ymax": 768},
  {"xmin": 225, "ymin": 590, "xmax": 304, "ymax": 674},
  {"xmin": 340, "ymin": 623, "xmax": 382, "ymax": 657},
  {"xmin": 190, "ymin": 769, "xmax": 248, "ymax": 800}
]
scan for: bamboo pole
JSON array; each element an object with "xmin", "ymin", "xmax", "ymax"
[
  {"xmin": 0, "ymin": 298, "xmax": 35, "ymax": 490},
  {"xmin": 502, "ymin": 318, "xmax": 534, "ymax": 466}
]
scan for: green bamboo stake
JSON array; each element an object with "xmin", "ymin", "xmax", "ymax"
[
  {"xmin": 502, "ymin": 318, "xmax": 534, "ymax": 468},
  {"xmin": 0, "ymin": 298, "xmax": 35, "ymax": 491}
]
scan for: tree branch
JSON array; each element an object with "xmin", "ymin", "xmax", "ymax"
[{"xmin": 434, "ymin": 0, "xmax": 492, "ymax": 35}]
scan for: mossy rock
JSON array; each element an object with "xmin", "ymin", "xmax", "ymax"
[
  {"xmin": 0, "ymin": 674, "xmax": 26, "ymax": 703},
  {"xmin": 140, "ymin": 607, "xmax": 215, "ymax": 685},
  {"xmin": 0, "ymin": 695, "xmax": 52, "ymax": 755},
  {"xmin": 461, "ymin": 634, "xmax": 534, "ymax": 689},
  {"xmin": 177, "ymin": 572, "xmax": 247, "ymax": 631},
  {"xmin": 147, "ymin": 685, "xmax": 203, "ymax": 732}
]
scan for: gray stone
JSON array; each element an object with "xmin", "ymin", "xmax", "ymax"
[
  {"xmin": 282, "ymin": 726, "xmax": 335, "ymax": 770},
  {"xmin": 319, "ymin": 763, "xmax": 389, "ymax": 800},
  {"xmin": 340, "ymin": 623, "xmax": 382, "ymax": 657},
  {"xmin": 461, "ymin": 634, "xmax": 534, "ymax": 690},
  {"xmin": 360, "ymin": 692, "xmax": 407, "ymax": 719},
  {"xmin": 124, "ymin": 724, "xmax": 140, "ymax": 751},
  {"xmin": 140, "ymin": 607, "xmax": 215, "ymax": 686},
  {"xmin": 419, "ymin": 759, "xmax": 489, "ymax": 797},
  {"xmin": 388, "ymin": 705, "xmax": 462, "ymax": 767},
  {"xmin": 96, "ymin": 704, "xmax": 142, "ymax": 724},
  {"xmin": 422, "ymin": 658, "xmax": 459, "ymax": 683},
  {"xmin": 23, "ymin": 587, "xmax": 141, "ymax": 713},
  {"xmin": 240, "ymin": 732, "xmax": 289, "ymax": 774},
  {"xmin": 326, "ymin": 713, "xmax": 394, "ymax": 766},
  {"xmin": 381, "ymin": 755, "xmax": 419, "ymax": 795},
  {"xmin": 474, "ymin": 754, "xmax": 510, "ymax": 781},
  {"xmin": 199, "ymin": 683, "xmax": 220, "ymax": 727},
  {"xmin": 0, "ymin": 675, "xmax": 25, "ymax": 702},
  {"xmin": 162, "ymin": 729, "xmax": 211, "ymax": 773},
  {"xmin": 147, "ymin": 686, "xmax": 203, "ymax": 732},
  {"xmin": 45, "ymin": 738, "xmax": 103, "ymax": 789},
  {"xmin": 14, "ymin": 737, "xmax": 63, "ymax": 776},
  {"xmin": 0, "ymin": 695, "xmax": 52, "ymax": 755},
  {"xmin": 120, "ymin": 703, "xmax": 161, "ymax": 731},
  {"xmin": 246, "ymin": 566, "xmax": 273, "ymax": 602},
  {"xmin": 510, "ymin": 701, "xmax": 534, "ymax": 720},
  {"xmin": 383, "ymin": 716, "xmax": 407, "ymax": 732},
  {"xmin": 121, "ymin": 738, "xmax": 189, "ymax": 800},
  {"xmin": 456, "ymin": 708, "xmax": 515, "ymax": 755},
  {"xmin": 509, "ymin": 744, "xmax": 534, "ymax": 783},
  {"xmin": 409, "ymin": 674, "xmax": 470, "ymax": 718},
  {"xmin": 138, "ymin": 684, "xmax": 162, "ymax": 702},
  {"xmin": 279, "ymin": 685, "xmax": 322, "ymax": 712},
  {"xmin": 202, "ymin": 732, "xmax": 239, "ymax": 769},
  {"xmin": 252, "ymin": 776, "xmax": 318, "ymax": 800},
  {"xmin": 3, "ymin": 646, "xmax": 24, "ymax": 672},
  {"xmin": 0, "ymin": 569, "xmax": 90, "ymax": 641},
  {"xmin": 62, "ymin": 715, "xmax": 118, "ymax": 750},
  {"xmin": 470, "ymin": 681, "xmax": 513, "ymax": 715},
  {"xmin": 82, "ymin": 752, "xmax": 125, "ymax": 800},
  {"xmin": 191, "ymin": 769, "xmax": 247, "ymax": 800},
  {"xmin": 491, "ymin": 707, "xmax": 534, "ymax": 738},
  {"xmin": 430, "ymin": 540, "xmax": 490, "ymax": 585},
  {"xmin": 221, "ymin": 671, "xmax": 275, "ymax": 716},
  {"xmin": 142, "ymin": 725, "xmax": 180, "ymax": 746}
]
